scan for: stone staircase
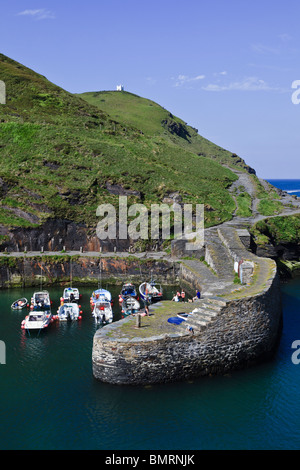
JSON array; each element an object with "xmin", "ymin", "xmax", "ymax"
[
  {"xmin": 176, "ymin": 297, "xmax": 227, "ymax": 334},
  {"xmin": 204, "ymin": 228, "xmax": 235, "ymax": 280}
]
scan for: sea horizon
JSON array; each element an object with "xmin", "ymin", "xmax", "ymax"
[{"xmin": 267, "ymin": 178, "xmax": 300, "ymax": 196}]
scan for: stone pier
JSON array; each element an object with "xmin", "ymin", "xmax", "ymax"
[{"xmin": 92, "ymin": 226, "xmax": 282, "ymax": 385}]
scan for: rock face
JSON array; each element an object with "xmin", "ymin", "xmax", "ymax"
[
  {"xmin": 255, "ymin": 240, "xmax": 300, "ymax": 261},
  {"xmin": 0, "ymin": 255, "xmax": 179, "ymax": 288},
  {"xmin": 0, "ymin": 219, "xmax": 134, "ymax": 253}
]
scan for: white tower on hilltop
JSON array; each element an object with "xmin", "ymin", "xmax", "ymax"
[{"xmin": 116, "ymin": 84, "xmax": 124, "ymax": 91}]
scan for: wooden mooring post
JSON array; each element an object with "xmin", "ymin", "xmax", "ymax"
[{"xmin": 134, "ymin": 313, "xmax": 141, "ymax": 329}]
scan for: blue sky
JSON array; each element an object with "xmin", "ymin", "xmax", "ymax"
[{"xmin": 1, "ymin": 0, "xmax": 300, "ymax": 178}]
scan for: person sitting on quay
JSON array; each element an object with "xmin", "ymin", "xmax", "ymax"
[{"xmin": 192, "ymin": 290, "xmax": 201, "ymax": 302}]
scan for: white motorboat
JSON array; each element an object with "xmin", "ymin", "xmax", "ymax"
[
  {"xmin": 31, "ymin": 291, "xmax": 51, "ymax": 310},
  {"xmin": 21, "ymin": 310, "xmax": 52, "ymax": 331},
  {"xmin": 118, "ymin": 283, "xmax": 137, "ymax": 303},
  {"xmin": 121, "ymin": 296, "xmax": 140, "ymax": 315},
  {"xmin": 90, "ymin": 288, "xmax": 112, "ymax": 307},
  {"xmin": 57, "ymin": 302, "xmax": 82, "ymax": 321},
  {"xmin": 11, "ymin": 297, "xmax": 28, "ymax": 310},
  {"xmin": 139, "ymin": 281, "xmax": 163, "ymax": 303},
  {"xmin": 62, "ymin": 287, "xmax": 80, "ymax": 303},
  {"xmin": 92, "ymin": 300, "xmax": 113, "ymax": 324}
]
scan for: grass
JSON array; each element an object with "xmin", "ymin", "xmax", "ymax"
[
  {"xmin": 236, "ymin": 191, "xmax": 252, "ymax": 217},
  {"xmin": 0, "ymin": 53, "xmax": 287, "ymax": 241},
  {"xmin": 257, "ymin": 197, "xmax": 284, "ymax": 216},
  {"xmin": 0, "ymin": 53, "xmax": 240, "ymax": 231},
  {"xmin": 251, "ymin": 214, "xmax": 300, "ymax": 245},
  {"xmin": 78, "ymin": 90, "xmax": 256, "ymax": 174}
]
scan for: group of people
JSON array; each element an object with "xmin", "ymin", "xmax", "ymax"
[
  {"xmin": 172, "ymin": 290, "xmax": 186, "ymax": 302},
  {"xmin": 172, "ymin": 289, "xmax": 201, "ymax": 303}
]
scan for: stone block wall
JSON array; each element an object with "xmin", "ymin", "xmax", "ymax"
[{"xmin": 92, "ymin": 267, "xmax": 282, "ymax": 385}]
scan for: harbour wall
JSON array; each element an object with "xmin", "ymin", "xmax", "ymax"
[
  {"xmin": 92, "ymin": 265, "xmax": 282, "ymax": 385},
  {"xmin": 92, "ymin": 227, "xmax": 283, "ymax": 385},
  {"xmin": 0, "ymin": 255, "xmax": 180, "ymax": 288}
]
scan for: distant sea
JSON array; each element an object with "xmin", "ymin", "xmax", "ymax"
[{"xmin": 267, "ymin": 179, "xmax": 300, "ymax": 196}]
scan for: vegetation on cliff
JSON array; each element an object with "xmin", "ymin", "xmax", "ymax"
[
  {"xmin": 0, "ymin": 53, "xmax": 289, "ymax": 240},
  {"xmin": 251, "ymin": 214, "xmax": 300, "ymax": 246}
]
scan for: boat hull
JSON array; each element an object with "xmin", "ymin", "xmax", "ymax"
[
  {"xmin": 21, "ymin": 312, "xmax": 52, "ymax": 331},
  {"xmin": 92, "ymin": 301, "xmax": 113, "ymax": 324},
  {"xmin": 139, "ymin": 282, "xmax": 163, "ymax": 303},
  {"xmin": 90, "ymin": 289, "xmax": 112, "ymax": 306},
  {"xmin": 121, "ymin": 297, "xmax": 141, "ymax": 315},
  {"xmin": 57, "ymin": 303, "xmax": 81, "ymax": 321},
  {"xmin": 11, "ymin": 298, "xmax": 28, "ymax": 310}
]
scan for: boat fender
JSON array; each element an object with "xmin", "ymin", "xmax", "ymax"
[
  {"xmin": 80, "ymin": 310, "xmax": 83, "ymax": 314},
  {"xmin": 78, "ymin": 316, "xmax": 82, "ymax": 320}
]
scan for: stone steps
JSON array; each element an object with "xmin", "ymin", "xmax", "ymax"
[
  {"xmin": 205, "ymin": 296, "xmax": 227, "ymax": 307},
  {"xmin": 205, "ymin": 229, "xmax": 234, "ymax": 280},
  {"xmin": 176, "ymin": 297, "xmax": 226, "ymax": 333}
]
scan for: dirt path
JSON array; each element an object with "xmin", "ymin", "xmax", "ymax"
[{"xmin": 226, "ymin": 169, "xmax": 300, "ymax": 228}]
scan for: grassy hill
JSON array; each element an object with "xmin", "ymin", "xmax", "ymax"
[
  {"xmin": 0, "ymin": 53, "xmax": 277, "ymax": 252},
  {"xmin": 78, "ymin": 90, "xmax": 256, "ymax": 173}
]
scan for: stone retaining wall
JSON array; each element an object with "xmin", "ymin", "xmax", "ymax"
[
  {"xmin": 92, "ymin": 268, "xmax": 282, "ymax": 384},
  {"xmin": 92, "ymin": 227, "xmax": 283, "ymax": 385},
  {"xmin": 0, "ymin": 255, "xmax": 180, "ymax": 288}
]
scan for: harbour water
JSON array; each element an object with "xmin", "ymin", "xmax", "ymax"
[
  {"xmin": 1, "ymin": 179, "xmax": 300, "ymax": 451},
  {"xmin": 0, "ymin": 279, "xmax": 300, "ymax": 450}
]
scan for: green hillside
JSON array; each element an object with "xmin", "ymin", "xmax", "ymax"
[
  {"xmin": 0, "ymin": 53, "xmax": 242, "ymax": 237},
  {"xmin": 78, "ymin": 90, "xmax": 255, "ymax": 173}
]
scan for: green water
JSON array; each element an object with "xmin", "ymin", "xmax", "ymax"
[{"xmin": 0, "ymin": 280, "xmax": 300, "ymax": 450}]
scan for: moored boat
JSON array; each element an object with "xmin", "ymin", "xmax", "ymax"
[
  {"xmin": 21, "ymin": 310, "xmax": 52, "ymax": 331},
  {"xmin": 62, "ymin": 287, "xmax": 80, "ymax": 303},
  {"xmin": 11, "ymin": 297, "xmax": 28, "ymax": 310},
  {"xmin": 56, "ymin": 302, "xmax": 82, "ymax": 321},
  {"xmin": 31, "ymin": 291, "xmax": 51, "ymax": 310},
  {"xmin": 139, "ymin": 281, "xmax": 163, "ymax": 303},
  {"xmin": 90, "ymin": 288, "xmax": 112, "ymax": 307},
  {"xmin": 92, "ymin": 300, "xmax": 113, "ymax": 324},
  {"xmin": 121, "ymin": 296, "xmax": 140, "ymax": 315},
  {"xmin": 118, "ymin": 283, "xmax": 137, "ymax": 303}
]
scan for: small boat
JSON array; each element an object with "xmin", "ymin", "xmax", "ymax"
[
  {"xmin": 57, "ymin": 302, "xmax": 82, "ymax": 322},
  {"xmin": 31, "ymin": 291, "xmax": 51, "ymax": 310},
  {"xmin": 121, "ymin": 296, "xmax": 140, "ymax": 315},
  {"xmin": 92, "ymin": 300, "xmax": 113, "ymax": 324},
  {"xmin": 62, "ymin": 287, "xmax": 80, "ymax": 303},
  {"xmin": 118, "ymin": 283, "xmax": 137, "ymax": 303},
  {"xmin": 11, "ymin": 297, "xmax": 28, "ymax": 310},
  {"xmin": 21, "ymin": 310, "xmax": 52, "ymax": 331},
  {"xmin": 139, "ymin": 281, "xmax": 163, "ymax": 303},
  {"xmin": 90, "ymin": 288, "xmax": 112, "ymax": 307}
]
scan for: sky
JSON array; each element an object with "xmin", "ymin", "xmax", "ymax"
[{"xmin": 1, "ymin": 0, "xmax": 300, "ymax": 178}]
